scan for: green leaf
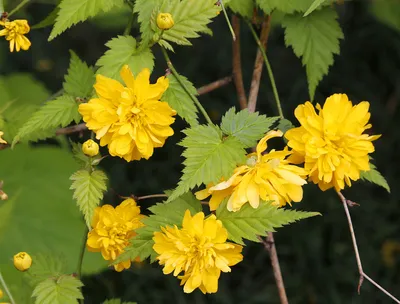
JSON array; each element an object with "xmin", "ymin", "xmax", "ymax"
[
  {"xmin": 157, "ymin": 0, "xmax": 220, "ymax": 46},
  {"xmin": 360, "ymin": 163, "xmax": 390, "ymax": 193},
  {"xmin": 25, "ymin": 254, "xmax": 68, "ymax": 286},
  {"xmin": 217, "ymin": 200, "xmax": 321, "ymax": 245},
  {"xmin": 0, "ymin": 145, "xmax": 107, "ymax": 303},
  {"xmin": 115, "ymin": 192, "xmax": 202, "ymax": 263},
  {"xmin": 256, "ymin": 0, "xmax": 314, "ymax": 14},
  {"xmin": 369, "ymin": 0, "xmax": 400, "ymax": 32},
  {"xmin": 32, "ymin": 275, "xmax": 83, "ymax": 304},
  {"xmin": 63, "ymin": 51, "xmax": 95, "ymax": 98},
  {"xmin": 220, "ymin": 107, "xmax": 278, "ymax": 147},
  {"xmin": 96, "ymin": 36, "xmax": 154, "ymax": 82},
  {"xmin": 32, "ymin": 6, "xmax": 60, "ymax": 29},
  {"xmin": 162, "ymin": 74, "xmax": 199, "ymax": 127},
  {"xmin": 49, "ymin": 0, "xmax": 124, "ymax": 40},
  {"xmin": 303, "ymin": 0, "xmax": 327, "ymax": 16},
  {"xmin": 134, "ymin": 0, "xmax": 163, "ymax": 45},
  {"xmin": 282, "ymin": 7, "xmax": 343, "ymax": 100},
  {"xmin": 12, "ymin": 95, "xmax": 81, "ymax": 147},
  {"xmin": 0, "ymin": 74, "xmax": 50, "ymax": 142},
  {"xmin": 168, "ymin": 125, "xmax": 247, "ymax": 202},
  {"xmin": 70, "ymin": 141, "xmax": 88, "ymax": 166},
  {"xmin": 70, "ymin": 170, "xmax": 108, "ymax": 228},
  {"xmin": 226, "ymin": 0, "xmax": 254, "ymax": 18}
]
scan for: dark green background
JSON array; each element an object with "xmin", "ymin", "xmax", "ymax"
[{"xmin": 1, "ymin": 1, "xmax": 399, "ymax": 303}]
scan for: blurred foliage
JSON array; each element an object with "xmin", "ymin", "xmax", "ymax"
[{"xmin": 1, "ymin": 0, "xmax": 400, "ymax": 303}]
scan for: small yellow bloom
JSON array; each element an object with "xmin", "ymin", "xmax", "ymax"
[
  {"xmin": 0, "ymin": 131, "xmax": 7, "ymax": 144},
  {"xmin": 13, "ymin": 252, "xmax": 32, "ymax": 271},
  {"xmin": 79, "ymin": 65, "xmax": 176, "ymax": 162},
  {"xmin": 153, "ymin": 210, "xmax": 243, "ymax": 294},
  {"xmin": 156, "ymin": 13, "xmax": 174, "ymax": 30},
  {"xmin": 0, "ymin": 288, "xmax": 3, "ymax": 298},
  {"xmin": 86, "ymin": 198, "xmax": 145, "ymax": 272},
  {"xmin": 285, "ymin": 94, "xmax": 380, "ymax": 191},
  {"xmin": 196, "ymin": 130, "xmax": 308, "ymax": 212},
  {"xmin": 82, "ymin": 139, "xmax": 99, "ymax": 157},
  {"xmin": 0, "ymin": 19, "xmax": 31, "ymax": 52}
]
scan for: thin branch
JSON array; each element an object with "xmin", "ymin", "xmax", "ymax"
[
  {"xmin": 337, "ymin": 191, "xmax": 400, "ymax": 303},
  {"xmin": 0, "ymin": 271, "xmax": 16, "ymax": 304},
  {"xmin": 197, "ymin": 76, "xmax": 232, "ymax": 95},
  {"xmin": 232, "ymin": 15, "xmax": 247, "ymax": 110},
  {"xmin": 161, "ymin": 46, "xmax": 213, "ymax": 125},
  {"xmin": 246, "ymin": 20, "xmax": 283, "ymax": 118},
  {"xmin": 56, "ymin": 123, "xmax": 87, "ymax": 135},
  {"xmin": 248, "ymin": 16, "xmax": 271, "ymax": 113},
  {"xmin": 76, "ymin": 227, "xmax": 88, "ymax": 304},
  {"xmin": 8, "ymin": 0, "xmax": 31, "ymax": 17},
  {"xmin": 136, "ymin": 194, "xmax": 168, "ymax": 201}
]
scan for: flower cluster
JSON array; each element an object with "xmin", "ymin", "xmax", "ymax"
[
  {"xmin": 196, "ymin": 130, "xmax": 308, "ymax": 211},
  {"xmin": 79, "ymin": 65, "xmax": 176, "ymax": 162},
  {"xmin": 86, "ymin": 198, "xmax": 145, "ymax": 271},
  {"xmin": 153, "ymin": 210, "xmax": 243, "ymax": 294},
  {"xmin": 0, "ymin": 19, "xmax": 31, "ymax": 52},
  {"xmin": 285, "ymin": 94, "xmax": 380, "ymax": 191}
]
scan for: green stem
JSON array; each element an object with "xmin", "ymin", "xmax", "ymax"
[
  {"xmin": 8, "ymin": 0, "xmax": 31, "ymax": 17},
  {"xmin": 0, "ymin": 0, "xmax": 4, "ymax": 15},
  {"xmin": 123, "ymin": 10, "xmax": 134, "ymax": 36},
  {"xmin": 246, "ymin": 20, "xmax": 284, "ymax": 119},
  {"xmin": 0, "ymin": 271, "xmax": 16, "ymax": 304},
  {"xmin": 219, "ymin": 0, "xmax": 236, "ymax": 41},
  {"xmin": 76, "ymin": 226, "xmax": 88, "ymax": 304},
  {"xmin": 160, "ymin": 47, "xmax": 213, "ymax": 125}
]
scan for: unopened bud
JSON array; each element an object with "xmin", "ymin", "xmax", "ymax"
[
  {"xmin": 13, "ymin": 252, "xmax": 32, "ymax": 272},
  {"xmin": 157, "ymin": 13, "xmax": 174, "ymax": 30},
  {"xmin": 82, "ymin": 139, "xmax": 99, "ymax": 157}
]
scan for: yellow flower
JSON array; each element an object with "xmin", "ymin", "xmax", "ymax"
[
  {"xmin": 196, "ymin": 130, "xmax": 308, "ymax": 212},
  {"xmin": 285, "ymin": 94, "xmax": 380, "ymax": 191},
  {"xmin": 86, "ymin": 198, "xmax": 145, "ymax": 272},
  {"xmin": 153, "ymin": 210, "xmax": 243, "ymax": 294},
  {"xmin": 79, "ymin": 65, "xmax": 176, "ymax": 162},
  {"xmin": 0, "ymin": 131, "xmax": 6, "ymax": 144},
  {"xmin": 82, "ymin": 139, "xmax": 99, "ymax": 157},
  {"xmin": 156, "ymin": 13, "xmax": 174, "ymax": 30},
  {"xmin": 13, "ymin": 252, "xmax": 32, "ymax": 271},
  {"xmin": 0, "ymin": 288, "xmax": 3, "ymax": 298},
  {"xmin": 0, "ymin": 19, "xmax": 31, "ymax": 52}
]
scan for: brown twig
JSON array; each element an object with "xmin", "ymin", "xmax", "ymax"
[
  {"xmin": 232, "ymin": 15, "xmax": 247, "ymax": 110},
  {"xmin": 197, "ymin": 76, "xmax": 232, "ymax": 95},
  {"xmin": 56, "ymin": 123, "xmax": 87, "ymax": 135},
  {"xmin": 136, "ymin": 194, "xmax": 168, "ymax": 201},
  {"xmin": 337, "ymin": 191, "xmax": 400, "ymax": 303},
  {"xmin": 248, "ymin": 16, "xmax": 271, "ymax": 113}
]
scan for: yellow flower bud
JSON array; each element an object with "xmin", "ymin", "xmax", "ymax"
[
  {"xmin": 82, "ymin": 139, "xmax": 99, "ymax": 157},
  {"xmin": 13, "ymin": 252, "xmax": 32, "ymax": 272},
  {"xmin": 0, "ymin": 288, "xmax": 3, "ymax": 298},
  {"xmin": 157, "ymin": 13, "xmax": 174, "ymax": 30}
]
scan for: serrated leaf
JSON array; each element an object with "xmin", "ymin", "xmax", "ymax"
[
  {"xmin": 134, "ymin": 0, "xmax": 163, "ymax": 45},
  {"xmin": 63, "ymin": 51, "xmax": 95, "ymax": 98},
  {"xmin": 360, "ymin": 163, "xmax": 390, "ymax": 193},
  {"xmin": 227, "ymin": 0, "xmax": 254, "ymax": 18},
  {"xmin": 32, "ymin": 275, "xmax": 84, "ymax": 304},
  {"xmin": 115, "ymin": 192, "xmax": 202, "ymax": 263},
  {"xmin": 70, "ymin": 141, "xmax": 88, "ymax": 166},
  {"xmin": 220, "ymin": 107, "xmax": 278, "ymax": 147},
  {"xmin": 25, "ymin": 254, "xmax": 68, "ymax": 286},
  {"xmin": 32, "ymin": 6, "xmax": 60, "ymax": 29},
  {"xmin": 96, "ymin": 36, "xmax": 154, "ymax": 82},
  {"xmin": 282, "ymin": 7, "xmax": 343, "ymax": 100},
  {"xmin": 12, "ymin": 95, "xmax": 81, "ymax": 147},
  {"xmin": 162, "ymin": 74, "xmax": 199, "ymax": 127},
  {"xmin": 217, "ymin": 200, "xmax": 321, "ymax": 245},
  {"xmin": 168, "ymin": 125, "xmax": 246, "ymax": 202},
  {"xmin": 49, "ymin": 0, "xmax": 124, "ymax": 40},
  {"xmin": 70, "ymin": 170, "xmax": 108, "ymax": 228},
  {"xmin": 156, "ymin": 0, "xmax": 220, "ymax": 46},
  {"xmin": 303, "ymin": 0, "xmax": 327, "ymax": 16},
  {"xmin": 256, "ymin": 0, "xmax": 314, "ymax": 14}
]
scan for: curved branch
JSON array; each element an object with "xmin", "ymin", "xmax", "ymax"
[{"xmin": 232, "ymin": 15, "xmax": 247, "ymax": 110}]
